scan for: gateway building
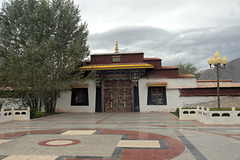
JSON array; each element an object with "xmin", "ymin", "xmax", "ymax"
[{"xmin": 56, "ymin": 43, "xmax": 240, "ymax": 112}]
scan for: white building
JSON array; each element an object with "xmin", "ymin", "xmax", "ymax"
[{"xmin": 56, "ymin": 46, "xmax": 240, "ymax": 112}]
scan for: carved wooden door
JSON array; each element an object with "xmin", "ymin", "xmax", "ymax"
[{"xmin": 104, "ymin": 79, "xmax": 132, "ymax": 112}]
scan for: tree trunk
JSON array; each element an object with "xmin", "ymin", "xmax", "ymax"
[{"xmin": 43, "ymin": 90, "xmax": 58, "ymax": 114}]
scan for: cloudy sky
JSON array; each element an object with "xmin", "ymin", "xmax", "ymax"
[
  {"xmin": 76, "ymin": 0, "xmax": 240, "ymax": 70},
  {"xmin": 1, "ymin": 0, "xmax": 240, "ymax": 70}
]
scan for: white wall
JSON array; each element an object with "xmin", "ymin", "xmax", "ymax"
[
  {"xmin": 55, "ymin": 78, "xmax": 236, "ymax": 113},
  {"xmin": 138, "ymin": 77, "xmax": 215, "ymax": 112},
  {"xmin": 180, "ymin": 96, "xmax": 216, "ymax": 107},
  {"xmin": 0, "ymin": 98, "xmax": 22, "ymax": 109},
  {"xmin": 55, "ymin": 80, "xmax": 96, "ymax": 113}
]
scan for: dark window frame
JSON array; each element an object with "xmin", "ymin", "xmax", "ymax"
[
  {"xmin": 71, "ymin": 88, "xmax": 89, "ymax": 106},
  {"xmin": 147, "ymin": 87, "xmax": 167, "ymax": 105}
]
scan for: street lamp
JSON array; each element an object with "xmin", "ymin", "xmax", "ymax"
[{"xmin": 207, "ymin": 51, "xmax": 228, "ymax": 109}]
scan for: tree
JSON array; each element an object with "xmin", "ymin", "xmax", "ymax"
[
  {"xmin": 176, "ymin": 63, "xmax": 201, "ymax": 79},
  {"xmin": 0, "ymin": 0, "xmax": 90, "ymax": 113}
]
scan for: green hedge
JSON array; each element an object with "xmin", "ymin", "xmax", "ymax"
[
  {"xmin": 182, "ymin": 107, "xmax": 197, "ymax": 109},
  {"xmin": 210, "ymin": 108, "xmax": 232, "ymax": 111},
  {"xmin": 30, "ymin": 109, "xmax": 44, "ymax": 119},
  {"xmin": 171, "ymin": 108, "xmax": 179, "ymax": 118}
]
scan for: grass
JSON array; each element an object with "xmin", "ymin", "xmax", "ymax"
[
  {"xmin": 235, "ymin": 108, "xmax": 240, "ymax": 111},
  {"xmin": 210, "ymin": 107, "xmax": 232, "ymax": 111},
  {"xmin": 31, "ymin": 110, "xmax": 62, "ymax": 119},
  {"xmin": 182, "ymin": 107, "xmax": 197, "ymax": 109},
  {"xmin": 171, "ymin": 108, "xmax": 179, "ymax": 118}
]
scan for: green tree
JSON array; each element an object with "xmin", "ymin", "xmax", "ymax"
[
  {"xmin": 176, "ymin": 62, "xmax": 201, "ymax": 79},
  {"xmin": 0, "ymin": 0, "xmax": 90, "ymax": 113}
]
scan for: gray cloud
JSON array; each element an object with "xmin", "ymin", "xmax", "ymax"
[
  {"xmin": 76, "ymin": 0, "xmax": 240, "ymax": 33},
  {"xmin": 1, "ymin": 0, "xmax": 238, "ymax": 71},
  {"xmin": 88, "ymin": 25, "xmax": 240, "ymax": 70}
]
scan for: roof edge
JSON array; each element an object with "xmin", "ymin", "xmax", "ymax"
[
  {"xmin": 91, "ymin": 52, "xmax": 144, "ymax": 56},
  {"xmin": 80, "ymin": 63, "xmax": 154, "ymax": 71}
]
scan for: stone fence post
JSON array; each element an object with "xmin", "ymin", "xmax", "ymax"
[
  {"xmin": 27, "ymin": 107, "xmax": 30, "ymax": 120},
  {"xmin": 232, "ymin": 107, "xmax": 236, "ymax": 124},
  {"xmin": 0, "ymin": 107, "xmax": 4, "ymax": 121}
]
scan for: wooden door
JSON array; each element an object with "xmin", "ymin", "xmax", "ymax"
[{"xmin": 104, "ymin": 79, "xmax": 132, "ymax": 112}]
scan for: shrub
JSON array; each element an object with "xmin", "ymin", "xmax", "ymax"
[
  {"xmin": 30, "ymin": 109, "xmax": 37, "ymax": 119},
  {"xmin": 210, "ymin": 108, "xmax": 232, "ymax": 111},
  {"xmin": 171, "ymin": 108, "xmax": 179, "ymax": 118},
  {"xmin": 182, "ymin": 107, "xmax": 197, "ymax": 109},
  {"xmin": 30, "ymin": 109, "xmax": 44, "ymax": 119},
  {"xmin": 36, "ymin": 111, "xmax": 44, "ymax": 118}
]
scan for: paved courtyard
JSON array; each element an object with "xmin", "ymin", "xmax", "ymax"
[{"xmin": 0, "ymin": 112, "xmax": 240, "ymax": 160}]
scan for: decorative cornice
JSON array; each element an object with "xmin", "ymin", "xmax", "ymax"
[
  {"xmin": 80, "ymin": 64, "xmax": 154, "ymax": 71},
  {"xmin": 147, "ymin": 82, "xmax": 168, "ymax": 87}
]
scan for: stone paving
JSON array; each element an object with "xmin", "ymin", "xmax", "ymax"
[{"xmin": 0, "ymin": 112, "xmax": 240, "ymax": 160}]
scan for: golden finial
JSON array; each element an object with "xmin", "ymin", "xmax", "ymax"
[{"xmin": 115, "ymin": 41, "xmax": 119, "ymax": 53}]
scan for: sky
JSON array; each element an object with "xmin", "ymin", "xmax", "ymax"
[{"xmin": 1, "ymin": 0, "xmax": 240, "ymax": 70}]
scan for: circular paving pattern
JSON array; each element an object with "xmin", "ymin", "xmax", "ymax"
[
  {"xmin": 0, "ymin": 128, "xmax": 185, "ymax": 159},
  {"xmin": 38, "ymin": 139, "xmax": 81, "ymax": 147}
]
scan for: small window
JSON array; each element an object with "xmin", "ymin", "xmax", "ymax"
[
  {"xmin": 71, "ymin": 88, "xmax": 89, "ymax": 106},
  {"xmin": 222, "ymin": 113, "xmax": 230, "ymax": 117},
  {"xmin": 147, "ymin": 87, "xmax": 167, "ymax": 105},
  {"xmin": 212, "ymin": 113, "xmax": 220, "ymax": 117},
  {"xmin": 190, "ymin": 111, "xmax": 196, "ymax": 114},
  {"xmin": 112, "ymin": 56, "xmax": 121, "ymax": 62}
]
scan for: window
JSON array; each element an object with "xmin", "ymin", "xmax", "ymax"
[
  {"xmin": 112, "ymin": 56, "xmax": 121, "ymax": 62},
  {"xmin": 147, "ymin": 87, "xmax": 167, "ymax": 105},
  {"xmin": 71, "ymin": 88, "xmax": 89, "ymax": 106}
]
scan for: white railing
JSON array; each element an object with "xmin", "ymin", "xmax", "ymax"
[
  {"xmin": 0, "ymin": 107, "xmax": 30, "ymax": 123},
  {"xmin": 180, "ymin": 107, "xmax": 240, "ymax": 125}
]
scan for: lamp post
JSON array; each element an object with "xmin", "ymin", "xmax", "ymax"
[{"xmin": 207, "ymin": 51, "xmax": 228, "ymax": 109}]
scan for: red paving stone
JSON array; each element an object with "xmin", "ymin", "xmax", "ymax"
[
  {"xmin": 0, "ymin": 128, "xmax": 185, "ymax": 160},
  {"xmin": 38, "ymin": 139, "xmax": 81, "ymax": 146},
  {"xmin": 95, "ymin": 113, "xmax": 116, "ymax": 124},
  {"xmin": 2, "ymin": 113, "xmax": 240, "ymax": 159},
  {"xmin": 99, "ymin": 129, "xmax": 185, "ymax": 159},
  {"xmin": 0, "ymin": 129, "xmax": 63, "ymax": 139}
]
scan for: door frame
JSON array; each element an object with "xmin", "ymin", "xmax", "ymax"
[{"xmin": 102, "ymin": 78, "xmax": 134, "ymax": 112}]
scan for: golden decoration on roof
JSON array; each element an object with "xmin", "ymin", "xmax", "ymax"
[
  {"xmin": 115, "ymin": 41, "xmax": 119, "ymax": 53},
  {"xmin": 147, "ymin": 82, "xmax": 168, "ymax": 87},
  {"xmin": 80, "ymin": 63, "xmax": 154, "ymax": 71}
]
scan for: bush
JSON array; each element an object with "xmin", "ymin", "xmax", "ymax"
[
  {"xmin": 171, "ymin": 108, "xmax": 179, "ymax": 118},
  {"xmin": 210, "ymin": 108, "xmax": 232, "ymax": 111},
  {"xmin": 182, "ymin": 107, "xmax": 197, "ymax": 109},
  {"xmin": 30, "ymin": 109, "xmax": 37, "ymax": 119},
  {"xmin": 36, "ymin": 111, "xmax": 44, "ymax": 118},
  {"xmin": 30, "ymin": 109, "xmax": 44, "ymax": 119}
]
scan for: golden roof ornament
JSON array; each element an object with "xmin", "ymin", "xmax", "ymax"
[{"xmin": 115, "ymin": 41, "xmax": 119, "ymax": 53}]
